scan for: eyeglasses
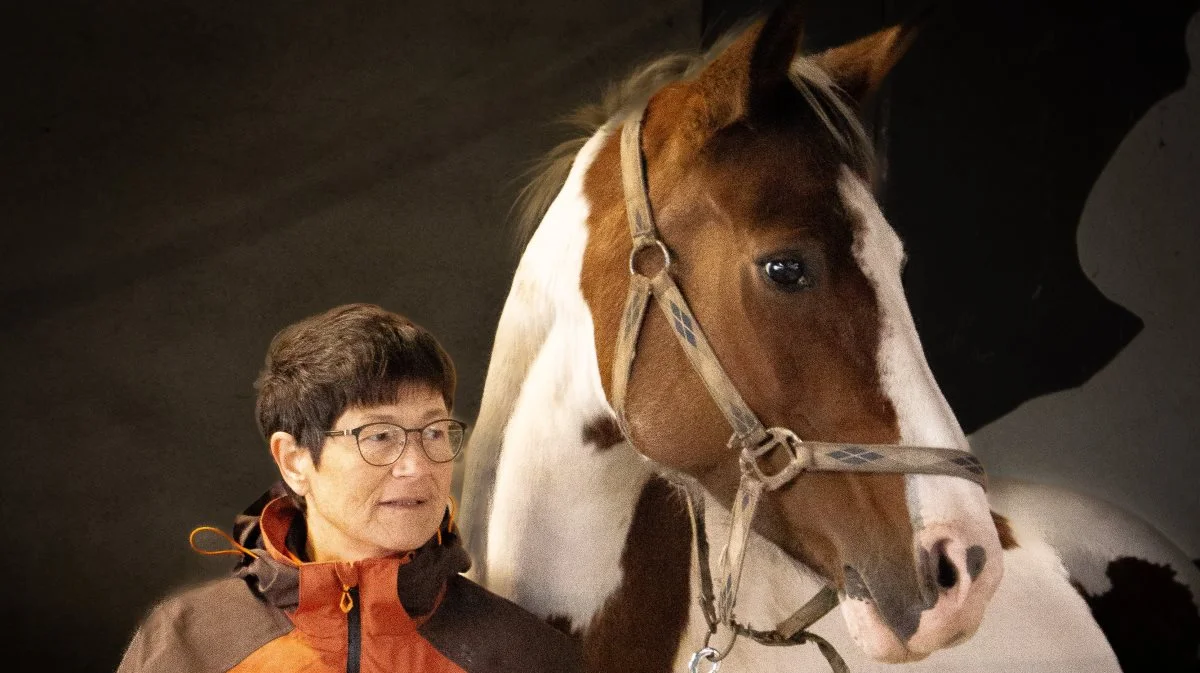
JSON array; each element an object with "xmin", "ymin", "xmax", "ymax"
[{"xmin": 323, "ymin": 419, "xmax": 467, "ymax": 466}]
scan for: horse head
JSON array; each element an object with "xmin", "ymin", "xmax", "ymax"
[{"xmin": 577, "ymin": 9, "xmax": 1004, "ymax": 663}]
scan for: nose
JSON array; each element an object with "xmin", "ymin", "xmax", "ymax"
[
  {"xmin": 903, "ymin": 526, "xmax": 999, "ymax": 652},
  {"xmin": 921, "ymin": 538, "xmax": 987, "ymax": 598},
  {"xmin": 843, "ymin": 528, "xmax": 999, "ymax": 655},
  {"xmin": 390, "ymin": 433, "xmax": 433, "ymax": 476}
]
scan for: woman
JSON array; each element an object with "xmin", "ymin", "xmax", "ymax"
[{"xmin": 118, "ymin": 304, "xmax": 581, "ymax": 673}]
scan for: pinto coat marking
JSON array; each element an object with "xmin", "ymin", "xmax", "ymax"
[{"xmin": 459, "ymin": 11, "xmax": 1193, "ymax": 673}]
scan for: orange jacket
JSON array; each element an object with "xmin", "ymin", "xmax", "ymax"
[{"xmin": 118, "ymin": 493, "xmax": 580, "ymax": 673}]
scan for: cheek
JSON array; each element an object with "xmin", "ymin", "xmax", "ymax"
[
  {"xmin": 320, "ymin": 460, "xmax": 381, "ymax": 507},
  {"xmin": 434, "ymin": 464, "xmax": 454, "ymax": 499}
]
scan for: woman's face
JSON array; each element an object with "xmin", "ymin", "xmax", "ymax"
[{"xmin": 294, "ymin": 383, "xmax": 456, "ymax": 561}]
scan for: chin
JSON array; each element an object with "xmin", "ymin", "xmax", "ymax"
[
  {"xmin": 388, "ymin": 529, "xmax": 439, "ymax": 554},
  {"xmin": 841, "ymin": 599, "xmax": 932, "ymax": 663},
  {"xmin": 372, "ymin": 511, "xmax": 442, "ymax": 554}
]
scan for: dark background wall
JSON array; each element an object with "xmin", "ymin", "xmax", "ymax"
[{"xmin": 1, "ymin": 1, "xmax": 1195, "ymax": 671}]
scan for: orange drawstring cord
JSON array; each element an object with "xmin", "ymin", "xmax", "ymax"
[
  {"xmin": 437, "ymin": 495, "xmax": 458, "ymax": 546},
  {"xmin": 189, "ymin": 526, "xmax": 259, "ymax": 560}
]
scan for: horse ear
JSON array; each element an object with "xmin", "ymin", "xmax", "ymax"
[
  {"xmin": 811, "ymin": 22, "xmax": 919, "ymax": 107},
  {"xmin": 694, "ymin": 5, "xmax": 806, "ymax": 128}
]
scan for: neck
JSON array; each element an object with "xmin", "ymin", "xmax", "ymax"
[
  {"xmin": 304, "ymin": 521, "xmax": 383, "ymax": 564},
  {"xmin": 461, "ymin": 129, "xmax": 656, "ymax": 633}
]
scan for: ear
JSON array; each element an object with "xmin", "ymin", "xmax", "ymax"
[
  {"xmin": 694, "ymin": 4, "xmax": 806, "ymax": 128},
  {"xmin": 811, "ymin": 21, "xmax": 920, "ymax": 107},
  {"xmin": 270, "ymin": 431, "xmax": 314, "ymax": 498}
]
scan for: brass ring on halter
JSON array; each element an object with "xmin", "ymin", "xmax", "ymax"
[
  {"xmin": 628, "ymin": 238, "xmax": 671, "ymax": 277},
  {"xmin": 740, "ymin": 427, "xmax": 812, "ymax": 490},
  {"xmin": 688, "ymin": 647, "xmax": 722, "ymax": 673}
]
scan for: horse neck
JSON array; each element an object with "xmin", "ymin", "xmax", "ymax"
[{"xmin": 460, "ymin": 128, "xmax": 656, "ymax": 631}]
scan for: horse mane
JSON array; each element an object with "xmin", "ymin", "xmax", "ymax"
[
  {"xmin": 511, "ymin": 51, "xmax": 701, "ymax": 246},
  {"xmin": 512, "ymin": 24, "xmax": 874, "ymax": 247}
]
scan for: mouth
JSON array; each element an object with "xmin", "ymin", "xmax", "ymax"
[{"xmin": 378, "ymin": 497, "xmax": 431, "ymax": 509}]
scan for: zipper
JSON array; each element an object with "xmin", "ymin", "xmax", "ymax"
[{"xmin": 345, "ymin": 587, "xmax": 361, "ymax": 673}]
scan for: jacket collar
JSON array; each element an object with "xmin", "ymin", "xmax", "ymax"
[{"xmin": 232, "ymin": 485, "xmax": 471, "ymax": 620}]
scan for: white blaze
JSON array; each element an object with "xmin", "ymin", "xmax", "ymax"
[{"xmin": 839, "ymin": 168, "xmax": 991, "ymax": 538}]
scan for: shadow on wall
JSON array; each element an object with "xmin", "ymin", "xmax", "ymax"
[
  {"xmin": 972, "ymin": 10, "xmax": 1200, "ymax": 557},
  {"xmin": 886, "ymin": 0, "xmax": 1197, "ymax": 432}
]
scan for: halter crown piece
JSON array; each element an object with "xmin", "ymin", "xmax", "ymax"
[{"xmin": 609, "ymin": 109, "xmax": 988, "ymax": 673}]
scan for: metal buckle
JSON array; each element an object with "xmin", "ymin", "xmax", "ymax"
[
  {"xmin": 739, "ymin": 427, "xmax": 812, "ymax": 491},
  {"xmin": 628, "ymin": 238, "xmax": 671, "ymax": 277},
  {"xmin": 688, "ymin": 647, "xmax": 721, "ymax": 673}
]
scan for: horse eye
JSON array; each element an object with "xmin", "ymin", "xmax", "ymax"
[{"xmin": 762, "ymin": 259, "xmax": 811, "ymax": 289}]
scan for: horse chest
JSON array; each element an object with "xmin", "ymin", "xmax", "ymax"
[{"xmin": 666, "ymin": 496, "xmax": 1123, "ymax": 673}]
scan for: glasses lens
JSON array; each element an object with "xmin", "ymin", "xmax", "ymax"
[
  {"xmin": 420, "ymin": 420, "xmax": 465, "ymax": 462},
  {"xmin": 356, "ymin": 423, "xmax": 406, "ymax": 465}
]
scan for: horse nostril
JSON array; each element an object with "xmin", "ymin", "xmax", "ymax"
[
  {"xmin": 965, "ymin": 544, "xmax": 986, "ymax": 581},
  {"xmin": 936, "ymin": 546, "xmax": 958, "ymax": 589},
  {"xmin": 924, "ymin": 540, "xmax": 986, "ymax": 594},
  {"xmin": 928, "ymin": 538, "xmax": 959, "ymax": 591}
]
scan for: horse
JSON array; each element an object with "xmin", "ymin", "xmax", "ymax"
[{"xmin": 460, "ymin": 8, "xmax": 1200, "ymax": 672}]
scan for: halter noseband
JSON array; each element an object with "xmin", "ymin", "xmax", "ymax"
[{"xmin": 610, "ymin": 109, "xmax": 987, "ymax": 673}]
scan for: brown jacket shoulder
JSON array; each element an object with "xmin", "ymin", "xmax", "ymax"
[{"xmin": 117, "ymin": 577, "xmax": 292, "ymax": 673}]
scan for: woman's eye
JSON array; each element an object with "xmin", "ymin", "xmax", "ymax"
[{"xmin": 763, "ymin": 259, "xmax": 811, "ymax": 289}]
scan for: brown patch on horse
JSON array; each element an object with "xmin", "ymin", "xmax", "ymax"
[
  {"xmin": 1077, "ymin": 556, "xmax": 1200, "ymax": 672},
  {"xmin": 991, "ymin": 511, "xmax": 1018, "ymax": 550},
  {"xmin": 582, "ymin": 477, "xmax": 692, "ymax": 673},
  {"xmin": 581, "ymin": 414, "xmax": 624, "ymax": 451}
]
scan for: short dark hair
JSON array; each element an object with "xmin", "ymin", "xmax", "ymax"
[{"xmin": 254, "ymin": 303, "xmax": 456, "ymax": 465}]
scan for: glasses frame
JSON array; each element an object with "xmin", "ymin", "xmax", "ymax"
[{"xmin": 323, "ymin": 418, "xmax": 467, "ymax": 466}]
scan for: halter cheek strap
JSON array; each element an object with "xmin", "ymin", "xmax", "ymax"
[
  {"xmin": 611, "ymin": 108, "xmax": 987, "ymax": 673},
  {"xmin": 613, "ymin": 109, "xmax": 764, "ymax": 447}
]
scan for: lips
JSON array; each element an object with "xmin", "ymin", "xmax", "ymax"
[{"xmin": 379, "ymin": 497, "xmax": 430, "ymax": 508}]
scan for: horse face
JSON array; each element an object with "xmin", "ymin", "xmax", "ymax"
[{"xmin": 581, "ymin": 13, "xmax": 1002, "ymax": 663}]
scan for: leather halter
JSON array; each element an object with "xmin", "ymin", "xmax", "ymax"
[{"xmin": 610, "ymin": 108, "xmax": 988, "ymax": 673}]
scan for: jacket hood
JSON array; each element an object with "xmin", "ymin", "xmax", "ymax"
[{"xmin": 230, "ymin": 482, "xmax": 471, "ymax": 618}]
